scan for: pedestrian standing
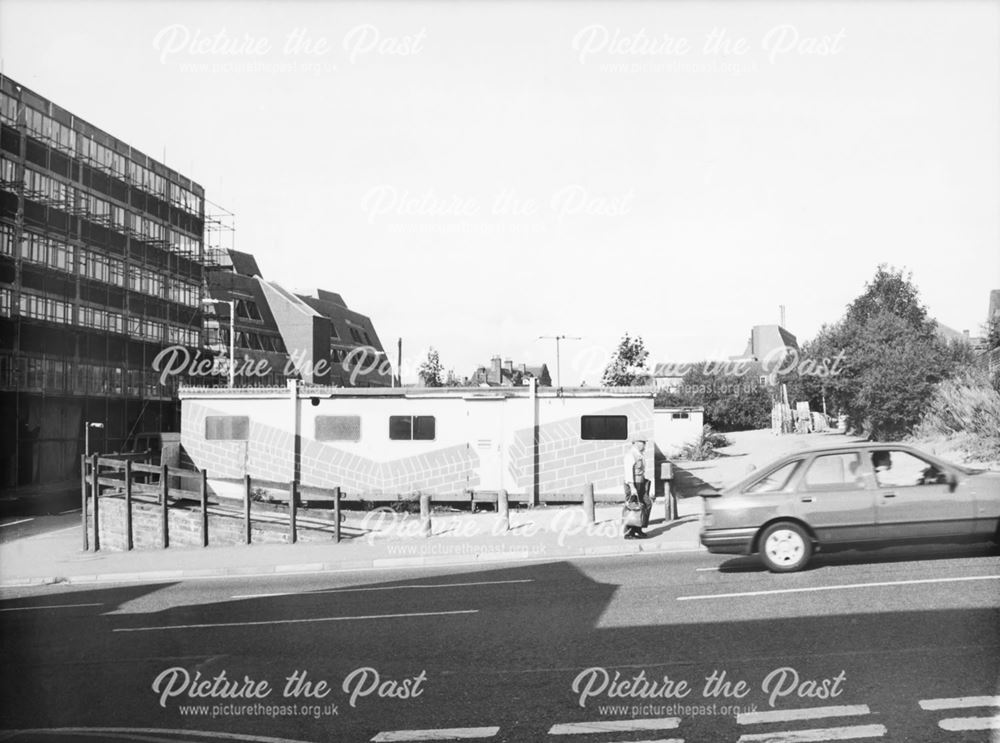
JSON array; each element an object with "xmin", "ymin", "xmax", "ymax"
[{"xmin": 623, "ymin": 438, "xmax": 651, "ymax": 539}]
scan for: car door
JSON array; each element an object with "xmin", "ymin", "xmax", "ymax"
[
  {"xmin": 869, "ymin": 449, "xmax": 976, "ymax": 540},
  {"xmin": 794, "ymin": 451, "xmax": 876, "ymax": 544}
]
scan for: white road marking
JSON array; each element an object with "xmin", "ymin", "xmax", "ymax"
[
  {"xmin": 678, "ymin": 575, "xmax": 1000, "ymax": 601},
  {"xmin": 548, "ymin": 718, "xmax": 681, "ymax": 735},
  {"xmin": 695, "ymin": 567, "xmax": 718, "ymax": 572},
  {"xmin": 371, "ymin": 727, "xmax": 499, "ymax": 741},
  {"xmin": 919, "ymin": 696, "xmax": 1000, "ymax": 710},
  {"xmin": 0, "ymin": 728, "xmax": 313, "ymax": 743},
  {"xmin": 113, "ymin": 608, "xmax": 478, "ymax": 632},
  {"xmin": 0, "ymin": 602, "xmax": 103, "ymax": 612},
  {"xmin": 737, "ymin": 724, "xmax": 887, "ymax": 742},
  {"xmin": 39, "ymin": 525, "xmax": 84, "ymax": 537},
  {"xmin": 59, "ymin": 507, "xmax": 82, "ymax": 515},
  {"xmin": 232, "ymin": 578, "xmax": 533, "ymax": 600},
  {"xmin": 738, "ymin": 705, "xmax": 870, "ymax": 725},
  {"xmin": 938, "ymin": 715, "xmax": 1000, "ymax": 731},
  {"xmin": 0, "ymin": 518, "xmax": 33, "ymax": 528}
]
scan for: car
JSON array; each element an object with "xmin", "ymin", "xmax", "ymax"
[{"xmin": 699, "ymin": 442, "xmax": 1000, "ymax": 572}]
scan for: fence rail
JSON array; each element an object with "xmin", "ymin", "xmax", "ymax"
[{"xmin": 80, "ymin": 455, "xmax": 678, "ymax": 551}]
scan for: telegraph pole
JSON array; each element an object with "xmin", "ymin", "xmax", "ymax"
[{"xmin": 538, "ymin": 335, "xmax": 581, "ymax": 389}]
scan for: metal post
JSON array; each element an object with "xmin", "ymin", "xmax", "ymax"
[
  {"xmin": 244, "ymin": 474, "xmax": 252, "ymax": 545},
  {"xmin": 229, "ymin": 299, "xmax": 236, "ymax": 388},
  {"xmin": 80, "ymin": 455, "xmax": 89, "ymax": 551},
  {"xmin": 160, "ymin": 463, "xmax": 169, "ymax": 548},
  {"xmin": 334, "ymin": 486, "xmax": 342, "ymax": 543},
  {"xmin": 497, "ymin": 488, "xmax": 509, "ymax": 532},
  {"xmin": 124, "ymin": 460, "xmax": 133, "ymax": 551},
  {"xmin": 90, "ymin": 454, "xmax": 100, "ymax": 552},
  {"xmin": 200, "ymin": 469, "xmax": 208, "ymax": 547},
  {"xmin": 419, "ymin": 493, "xmax": 431, "ymax": 538},
  {"xmin": 583, "ymin": 482, "xmax": 595, "ymax": 524},
  {"xmin": 289, "ymin": 480, "xmax": 298, "ymax": 544}
]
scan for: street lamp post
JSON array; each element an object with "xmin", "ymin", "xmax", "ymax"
[
  {"xmin": 85, "ymin": 421, "xmax": 104, "ymax": 457},
  {"xmin": 538, "ymin": 335, "xmax": 581, "ymax": 389}
]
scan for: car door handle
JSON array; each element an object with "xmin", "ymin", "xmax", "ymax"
[
  {"xmin": 882, "ymin": 492, "xmax": 896, "ymax": 498},
  {"xmin": 800, "ymin": 497, "xmax": 814, "ymax": 503}
]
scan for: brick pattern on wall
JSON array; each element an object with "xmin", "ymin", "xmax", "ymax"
[
  {"xmin": 507, "ymin": 401, "xmax": 654, "ymax": 493},
  {"xmin": 183, "ymin": 401, "xmax": 481, "ymax": 496},
  {"xmin": 92, "ymin": 496, "xmax": 338, "ymax": 552}
]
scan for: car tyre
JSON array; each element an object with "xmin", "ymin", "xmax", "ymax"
[{"xmin": 759, "ymin": 521, "xmax": 812, "ymax": 573}]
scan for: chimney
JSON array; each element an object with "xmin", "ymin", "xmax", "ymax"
[
  {"xmin": 491, "ymin": 355, "xmax": 501, "ymax": 383},
  {"xmin": 504, "ymin": 359, "xmax": 513, "ymax": 373},
  {"xmin": 780, "ymin": 305, "xmax": 786, "ymax": 328},
  {"xmin": 520, "ymin": 363, "xmax": 527, "ymax": 374}
]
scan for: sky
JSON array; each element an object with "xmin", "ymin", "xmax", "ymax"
[{"xmin": 1, "ymin": 0, "xmax": 998, "ymax": 384}]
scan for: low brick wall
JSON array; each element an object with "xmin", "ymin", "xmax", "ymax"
[{"xmin": 89, "ymin": 495, "xmax": 338, "ymax": 552}]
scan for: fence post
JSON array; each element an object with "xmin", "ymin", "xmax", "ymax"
[
  {"xmin": 334, "ymin": 486, "xmax": 341, "ymax": 544},
  {"xmin": 244, "ymin": 474, "xmax": 252, "ymax": 545},
  {"xmin": 200, "ymin": 469, "xmax": 209, "ymax": 547},
  {"xmin": 80, "ymin": 455, "xmax": 89, "ymax": 552},
  {"xmin": 582, "ymin": 482, "xmax": 596, "ymax": 525},
  {"xmin": 419, "ymin": 493, "xmax": 431, "ymax": 538},
  {"xmin": 124, "ymin": 460, "xmax": 134, "ymax": 551},
  {"xmin": 497, "ymin": 489, "xmax": 509, "ymax": 532},
  {"xmin": 160, "ymin": 463, "xmax": 169, "ymax": 549},
  {"xmin": 90, "ymin": 454, "xmax": 100, "ymax": 552},
  {"xmin": 289, "ymin": 480, "xmax": 298, "ymax": 544}
]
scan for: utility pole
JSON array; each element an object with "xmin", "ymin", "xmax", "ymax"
[{"xmin": 538, "ymin": 335, "xmax": 581, "ymax": 389}]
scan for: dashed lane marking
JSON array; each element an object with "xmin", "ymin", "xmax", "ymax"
[
  {"xmin": 232, "ymin": 578, "xmax": 533, "ymax": 600},
  {"xmin": 0, "ymin": 518, "xmax": 34, "ymax": 528},
  {"xmin": 736, "ymin": 724, "xmax": 887, "ymax": 742},
  {"xmin": 370, "ymin": 728, "xmax": 499, "ymax": 741},
  {"xmin": 919, "ymin": 696, "xmax": 1000, "ymax": 710},
  {"xmin": 0, "ymin": 728, "xmax": 312, "ymax": 742},
  {"xmin": 0, "ymin": 602, "xmax": 103, "ymax": 612},
  {"xmin": 113, "ymin": 609, "xmax": 478, "ymax": 632},
  {"xmin": 678, "ymin": 575, "xmax": 1000, "ymax": 601},
  {"xmin": 738, "ymin": 705, "xmax": 871, "ymax": 725},
  {"xmin": 548, "ymin": 718, "xmax": 681, "ymax": 735},
  {"xmin": 938, "ymin": 715, "xmax": 1000, "ymax": 731}
]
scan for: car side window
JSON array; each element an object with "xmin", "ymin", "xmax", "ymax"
[
  {"xmin": 871, "ymin": 450, "xmax": 946, "ymax": 488},
  {"xmin": 745, "ymin": 461, "xmax": 800, "ymax": 494},
  {"xmin": 801, "ymin": 453, "xmax": 863, "ymax": 491}
]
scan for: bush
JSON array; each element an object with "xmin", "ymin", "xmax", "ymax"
[
  {"xmin": 912, "ymin": 369, "xmax": 1000, "ymax": 462},
  {"xmin": 677, "ymin": 425, "xmax": 732, "ymax": 461}
]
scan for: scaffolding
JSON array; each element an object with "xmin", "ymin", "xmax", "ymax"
[{"xmin": 203, "ymin": 199, "xmax": 235, "ymax": 267}]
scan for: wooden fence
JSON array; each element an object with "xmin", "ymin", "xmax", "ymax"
[{"xmin": 80, "ymin": 455, "xmax": 344, "ymax": 551}]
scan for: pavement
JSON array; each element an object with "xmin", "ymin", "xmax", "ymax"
[
  {"xmin": 0, "ymin": 430, "xmax": 877, "ymax": 589},
  {"xmin": 0, "ymin": 497, "xmax": 705, "ymax": 587}
]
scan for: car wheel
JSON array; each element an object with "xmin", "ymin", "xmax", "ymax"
[{"xmin": 760, "ymin": 522, "xmax": 812, "ymax": 573}]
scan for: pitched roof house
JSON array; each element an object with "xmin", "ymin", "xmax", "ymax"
[{"xmin": 468, "ymin": 356, "xmax": 552, "ymax": 387}]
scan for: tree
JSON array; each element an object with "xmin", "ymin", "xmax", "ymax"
[
  {"xmin": 654, "ymin": 361, "xmax": 772, "ymax": 431},
  {"xmin": 417, "ymin": 348, "xmax": 443, "ymax": 387},
  {"xmin": 601, "ymin": 333, "xmax": 649, "ymax": 386},
  {"xmin": 788, "ymin": 266, "xmax": 963, "ymax": 440}
]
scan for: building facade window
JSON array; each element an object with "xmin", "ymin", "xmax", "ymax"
[
  {"xmin": 205, "ymin": 416, "xmax": 249, "ymax": 441},
  {"xmin": 0, "ymin": 287, "xmax": 11, "ymax": 317},
  {"xmin": 315, "ymin": 415, "xmax": 362, "ymax": 442},
  {"xmin": 580, "ymin": 415, "xmax": 628, "ymax": 441},
  {"xmin": 389, "ymin": 415, "xmax": 435, "ymax": 441},
  {"xmin": 0, "ymin": 224, "xmax": 14, "ymax": 257},
  {"xmin": 0, "ymin": 92, "xmax": 17, "ymax": 124},
  {"xmin": 18, "ymin": 292, "xmax": 74, "ymax": 325}
]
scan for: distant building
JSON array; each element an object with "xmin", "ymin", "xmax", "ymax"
[
  {"xmin": 652, "ymin": 324, "xmax": 799, "ymax": 391},
  {"xmin": 467, "ymin": 356, "xmax": 551, "ymax": 387},
  {"xmin": 204, "ymin": 249, "xmax": 392, "ymax": 387},
  {"xmin": 733, "ymin": 324, "xmax": 800, "ymax": 363}
]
